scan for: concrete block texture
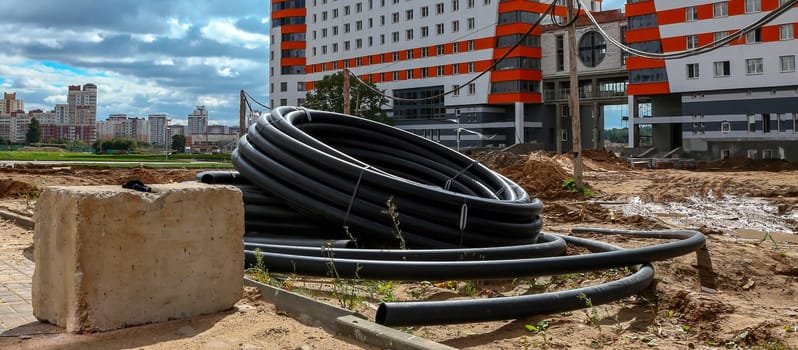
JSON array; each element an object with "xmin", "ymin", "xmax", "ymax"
[{"xmin": 32, "ymin": 183, "xmax": 244, "ymax": 333}]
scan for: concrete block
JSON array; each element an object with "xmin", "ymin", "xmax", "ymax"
[{"xmin": 32, "ymin": 183, "xmax": 244, "ymax": 333}]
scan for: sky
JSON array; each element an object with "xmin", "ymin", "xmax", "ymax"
[
  {"xmin": 0, "ymin": 0, "xmax": 269, "ymax": 126},
  {"xmin": 0, "ymin": 0, "xmax": 626, "ymax": 127}
]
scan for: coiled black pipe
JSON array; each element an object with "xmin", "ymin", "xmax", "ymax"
[{"xmin": 231, "ymin": 106, "xmax": 542, "ymax": 248}]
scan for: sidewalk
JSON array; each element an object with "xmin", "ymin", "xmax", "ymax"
[{"xmin": 0, "ymin": 218, "xmax": 37, "ymax": 333}]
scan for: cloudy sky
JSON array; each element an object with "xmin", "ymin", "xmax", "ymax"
[
  {"xmin": 0, "ymin": 1, "xmax": 269, "ymax": 126},
  {"xmin": 0, "ymin": 0, "xmax": 625, "ymax": 127}
]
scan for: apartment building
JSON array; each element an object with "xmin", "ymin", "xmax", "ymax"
[
  {"xmin": 187, "ymin": 105, "xmax": 208, "ymax": 137},
  {"xmin": 625, "ymin": 0, "xmax": 798, "ymax": 161},
  {"xmin": 2, "ymin": 93, "xmax": 24, "ymax": 114},
  {"xmin": 271, "ymin": 0, "xmax": 602, "ymax": 150}
]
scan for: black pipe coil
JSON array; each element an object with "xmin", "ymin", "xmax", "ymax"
[{"xmin": 197, "ymin": 106, "xmax": 707, "ymax": 327}]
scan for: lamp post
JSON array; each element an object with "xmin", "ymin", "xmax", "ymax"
[{"xmin": 446, "ymin": 118, "xmax": 496, "ymax": 152}]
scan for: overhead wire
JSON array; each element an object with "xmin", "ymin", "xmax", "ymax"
[{"xmin": 578, "ymin": 0, "xmax": 798, "ymax": 60}]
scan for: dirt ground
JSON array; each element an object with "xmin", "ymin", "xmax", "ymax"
[{"xmin": 1, "ymin": 156, "xmax": 797, "ymax": 349}]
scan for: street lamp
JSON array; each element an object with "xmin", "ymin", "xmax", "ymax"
[{"xmin": 445, "ymin": 118, "xmax": 496, "ymax": 152}]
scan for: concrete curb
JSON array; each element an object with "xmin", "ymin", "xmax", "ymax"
[
  {"xmin": 243, "ymin": 278, "xmax": 454, "ymax": 350},
  {"xmin": 0, "ymin": 209, "xmax": 34, "ymax": 230}
]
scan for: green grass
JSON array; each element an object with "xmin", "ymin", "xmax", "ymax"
[{"xmin": 0, "ymin": 151, "xmax": 232, "ymax": 164}]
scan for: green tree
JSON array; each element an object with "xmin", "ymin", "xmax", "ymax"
[
  {"xmin": 25, "ymin": 118, "xmax": 42, "ymax": 144},
  {"xmin": 171, "ymin": 134, "xmax": 186, "ymax": 152},
  {"xmin": 603, "ymin": 128, "xmax": 629, "ymax": 144},
  {"xmin": 303, "ymin": 71, "xmax": 392, "ymax": 125}
]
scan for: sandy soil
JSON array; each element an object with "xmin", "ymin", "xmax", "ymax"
[{"xmin": 1, "ymin": 157, "xmax": 797, "ymax": 349}]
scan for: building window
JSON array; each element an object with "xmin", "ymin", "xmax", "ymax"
[
  {"xmin": 453, "ymin": 64, "xmax": 459, "ymax": 74},
  {"xmin": 280, "ymin": 82, "xmax": 288, "ymax": 92},
  {"xmin": 406, "ymin": 9, "xmax": 413, "ymax": 20},
  {"xmin": 406, "ymin": 49, "xmax": 413, "ymax": 59},
  {"xmin": 713, "ymin": 1, "xmax": 728, "ymax": 17},
  {"xmin": 453, "ymin": 85, "xmax": 460, "ymax": 96},
  {"xmin": 556, "ymin": 35, "xmax": 564, "ymax": 71},
  {"xmin": 468, "ymin": 40, "xmax": 474, "ymax": 51},
  {"xmin": 344, "ymin": 23, "xmax": 350, "ymax": 33},
  {"xmin": 452, "ymin": 0, "xmax": 459, "ymax": 11},
  {"xmin": 421, "ymin": 6, "xmax": 429, "ymax": 17},
  {"xmin": 747, "ymin": 149, "xmax": 758, "ymax": 159},
  {"xmin": 297, "ymin": 82, "xmax": 305, "ymax": 92},
  {"xmin": 686, "ymin": 6, "xmax": 698, "ymax": 21},
  {"xmin": 561, "ymin": 129, "xmax": 568, "ymax": 141},
  {"xmin": 686, "ymin": 35, "xmax": 699, "ymax": 49},
  {"xmin": 467, "ymin": 17, "xmax": 475, "ymax": 30},
  {"xmin": 421, "ymin": 26, "xmax": 429, "ymax": 37},
  {"xmin": 745, "ymin": 0, "xmax": 760, "ymax": 13},
  {"xmin": 781, "ymin": 24, "xmax": 794, "ymax": 40},
  {"xmin": 762, "ymin": 149, "xmax": 773, "ymax": 159},
  {"xmin": 393, "ymin": 71, "xmax": 399, "ymax": 80},
  {"xmin": 344, "ymin": 5, "xmax": 350, "ymax": 15},
  {"xmin": 437, "ymin": 44, "xmax": 445, "ymax": 55},
  {"xmin": 333, "ymin": 26, "xmax": 338, "ymax": 35},
  {"xmin": 746, "ymin": 58, "xmax": 764, "ymax": 75},
  {"xmin": 686, "ymin": 63, "xmax": 699, "ymax": 79},
  {"xmin": 468, "ymin": 83, "xmax": 476, "ymax": 95},
  {"xmin": 436, "ymin": 23, "xmax": 445, "ymax": 35},
  {"xmin": 356, "ymin": 38, "xmax": 362, "ymax": 48},
  {"xmin": 422, "ymin": 47, "xmax": 429, "ymax": 57},
  {"xmin": 745, "ymin": 29, "xmax": 762, "ymax": 44},
  {"xmin": 747, "ymin": 114, "xmax": 756, "ymax": 132},
  {"xmin": 421, "ymin": 68, "xmax": 428, "ymax": 78},
  {"xmin": 452, "ymin": 20, "xmax": 460, "ymax": 32},
  {"xmin": 333, "ymin": 8, "xmax": 339, "ymax": 18},
  {"xmin": 356, "ymin": 21, "xmax": 363, "ymax": 31},
  {"xmin": 468, "ymin": 62, "xmax": 474, "ymax": 72},
  {"xmin": 436, "ymin": 3, "xmax": 444, "ymax": 14},
  {"xmin": 578, "ymin": 31, "xmax": 607, "ymax": 68},
  {"xmin": 392, "ymin": 31, "xmax": 399, "ymax": 42},
  {"xmin": 280, "ymin": 98, "xmax": 287, "ymax": 106},
  {"xmin": 407, "ymin": 69, "xmax": 413, "ymax": 79},
  {"xmin": 713, "ymin": 61, "xmax": 731, "ymax": 77},
  {"xmin": 781, "ymin": 55, "xmax": 796, "ymax": 72},
  {"xmin": 468, "ymin": 0, "xmax": 475, "ymax": 7},
  {"xmin": 713, "ymin": 31, "xmax": 729, "ymax": 46},
  {"xmin": 392, "ymin": 51, "xmax": 399, "ymax": 61},
  {"xmin": 344, "ymin": 41, "xmax": 350, "ymax": 50},
  {"xmin": 721, "ymin": 121, "xmax": 730, "ymax": 133},
  {"xmin": 778, "ymin": 113, "xmax": 789, "ymax": 132},
  {"xmin": 406, "ymin": 29, "xmax": 414, "ymax": 40}
]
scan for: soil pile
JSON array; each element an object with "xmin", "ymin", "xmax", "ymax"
[
  {"xmin": 582, "ymin": 148, "xmax": 630, "ymax": 170},
  {"xmin": 0, "ymin": 178, "xmax": 38, "ymax": 198},
  {"xmin": 496, "ymin": 154, "xmax": 581, "ymax": 200},
  {"xmin": 472, "ymin": 151, "xmax": 526, "ymax": 169}
]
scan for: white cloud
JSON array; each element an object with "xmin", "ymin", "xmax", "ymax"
[
  {"xmin": 217, "ymin": 66, "xmax": 238, "ymax": 77},
  {"xmin": 132, "ymin": 33, "xmax": 157, "ymax": 43},
  {"xmin": 197, "ymin": 95, "xmax": 231, "ymax": 108},
  {"xmin": 154, "ymin": 58, "xmax": 175, "ymax": 66},
  {"xmin": 167, "ymin": 18, "xmax": 191, "ymax": 39},
  {"xmin": 44, "ymin": 95, "xmax": 66, "ymax": 104},
  {"xmin": 200, "ymin": 18, "xmax": 268, "ymax": 50}
]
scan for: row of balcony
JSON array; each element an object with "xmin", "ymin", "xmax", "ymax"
[{"xmin": 542, "ymin": 86, "xmax": 628, "ymax": 101}]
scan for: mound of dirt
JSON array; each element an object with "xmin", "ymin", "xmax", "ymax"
[
  {"xmin": 496, "ymin": 155, "xmax": 583, "ymax": 200},
  {"xmin": 582, "ymin": 149, "xmax": 630, "ymax": 170},
  {"xmin": 0, "ymin": 178, "xmax": 39, "ymax": 198},
  {"xmin": 472, "ymin": 151, "xmax": 526, "ymax": 169}
]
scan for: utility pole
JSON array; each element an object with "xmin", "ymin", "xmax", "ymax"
[
  {"xmin": 343, "ymin": 69, "xmax": 351, "ymax": 115},
  {"xmin": 567, "ymin": 0, "xmax": 584, "ymax": 191},
  {"xmin": 239, "ymin": 90, "xmax": 246, "ymax": 143}
]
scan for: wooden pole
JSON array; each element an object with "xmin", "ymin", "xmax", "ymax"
[
  {"xmin": 567, "ymin": 0, "xmax": 584, "ymax": 191},
  {"xmin": 343, "ymin": 69, "xmax": 351, "ymax": 115},
  {"xmin": 239, "ymin": 90, "xmax": 246, "ymax": 142}
]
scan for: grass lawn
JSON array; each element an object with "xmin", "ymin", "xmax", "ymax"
[{"xmin": 0, "ymin": 151, "xmax": 233, "ymax": 168}]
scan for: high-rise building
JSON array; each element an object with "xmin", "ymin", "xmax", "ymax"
[
  {"xmin": 270, "ymin": 0, "xmax": 603, "ymax": 149},
  {"xmin": 66, "ymin": 84, "xmax": 98, "ymax": 143},
  {"xmin": 2, "ymin": 92, "xmax": 24, "ymax": 114},
  {"xmin": 187, "ymin": 105, "xmax": 208, "ymax": 136},
  {"xmin": 148, "ymin": 114, "xmax": 169, "ymax": 147},
  {"xmin": 624, "ymin": 0, "xmax": 798, "ymax": 160}
]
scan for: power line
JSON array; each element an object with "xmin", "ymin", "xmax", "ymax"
[
  {"xmin": 346, "ymin": 0, "xmax": 563, "ymax": 103},
  {"xmin": 578, "ymin": 0, "xmax": 798, "ymax": 60}
]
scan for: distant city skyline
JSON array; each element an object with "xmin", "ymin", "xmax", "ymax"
[{"xmin": 0, "ymin": 1, "xmax": 268, "ymax": 127}]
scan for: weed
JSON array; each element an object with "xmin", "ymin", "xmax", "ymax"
[
  {"xmin": 562, "ymin": 177, "xmax": 597, "ymax": 197},
  {"xmin": 665, "ymin": 310, "xmax": 675, "ymax": 318},
  {"xmin": 524, "ymin": 319, "xmax": 549, "ymax": 346},
  {"xmin": 681, "ymin": 325, "xmax": 691, "ymax": 333},
  {"xmin": 578, "ymin": 293, "xmax": 602, "ymax": 335},
  {"xmin": 325, "ymin": 247, "xmax": 364, "ymax": 310},
  {"xmin": 460, "ymin": 281, "xmax": 477, "ymax": 296},
  {"xmin": 375, "ymin": 280, "xmax": 396, "ymax": 302},
  {"xmin": 410, "ymin": 282, "xmax": 430, "ymax": 299},
  {"xmin": 757, "ymin": 231, "xmax": 780, "ymax": 250},
  {"xmin": 785, "ymin": 325, "xmax": 796, "ymax": 332},
  {"xmin": 386, "ymin": 196, "xmax": 406, "ymax": 250}
]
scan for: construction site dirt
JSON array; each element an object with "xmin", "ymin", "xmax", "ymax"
[{"xmin": 1, "ymin": 153, "xmax": 797, "ymax": 349}]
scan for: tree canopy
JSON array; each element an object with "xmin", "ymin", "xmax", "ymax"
[
  {"xmin": 171, "ymin": 134, "xmax": 186, "ymax": 152},
  {"xmin": 25, "ymin": 118, "xmax": 42, "ymax": 144},
  {"xmin": 303, "ymin": 72, "xmax": 392, "ymax": 125}
]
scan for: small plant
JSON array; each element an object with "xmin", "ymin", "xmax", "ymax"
[
  {"xmin": 562, "ymin": 177, "xmax": 597, "ymax": 197},
  {"xmin": 757, "ymin": 231, "xmax": 780, "ymax": 250},
  {"xmin": 665, "ymin": 310, "xmax": 675, "ymax": 318},
  {"xmin": 524, "ymin": 319, "xmax": 549, "ymax": 346},
  {"xmin": 386, "ymin": 196, "xmax": 406, "ymax": 250},
  {"xmin": 681, "ymin": 325, "xmax": 691, "ymax": 333},
  {"xmin": 578, "ymin": 293, "xmax": 602, "ymax": 336},
  {"xmin": 375, "ymin": 280, "xmax": 396, "ymax": 302},
  {"xmin": 325, "ymin": 247, "xmax": 364, "ymax": 310},
  {"xmin": 460, "ymin": 281, "xmax": 477, "ymax": 296},
  {"xmin": 785, "ymin": 325, "xmax": 796, "ymax": 332}
]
